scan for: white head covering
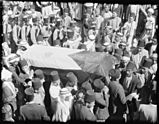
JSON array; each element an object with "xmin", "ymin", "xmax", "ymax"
[
  {"xmin": 1, "ymin": 67, "xmax": 12, "ymax": 81},
  {"xmin": 148, "ymin": 8, "xmax": 154, "ymax": 14}
]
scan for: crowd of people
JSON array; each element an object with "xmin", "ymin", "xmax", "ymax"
[{"xmin": 2, "ymin": 1, "xmax": 158, "ymax": 122}]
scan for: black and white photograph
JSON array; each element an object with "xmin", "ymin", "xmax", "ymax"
[{"xmin": 1, "ymin": 1, "xmax": 158, "ymax": 123}]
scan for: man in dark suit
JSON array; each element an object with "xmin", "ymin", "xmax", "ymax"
[
  {"xmin": 108, "ymin": 69, "xmax": 127, "ymax": 121},
  {"xmin": 93, "ymin": 79, "xmax": 110, "ymax": 121},
  {"xmin": 137, "ymin": 58, "xmax": 153, "ymax": 104},
  {"xmin": 120, "ymin": 61, "xmax": 141, "ymax": 96},
  {"xmin": 19, "ymin": 87, "xmax": 50, "ymax": 121},
  {"xmin": 80, "ymin": 90, "xmax": 97, "ymax": 121}
]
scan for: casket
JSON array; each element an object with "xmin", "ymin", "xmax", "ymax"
[{"xmin": 21, "ymin": 45, "xmax": 114, "ymax": 86}]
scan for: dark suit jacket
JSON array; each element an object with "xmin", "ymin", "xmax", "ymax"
[
  {"xmin": 120, "ymin": 73, "xmax": 141, "ymax": 96},
  {"xmin": 71, "ymin": 100, "xmax": 84, "ymax": 120},
  {"xmin": 94, "ymin": 92, "xmax": 110, "ymax": 120},
  {"xmin": 108, "ymin": 81, "xmax": 127, "ymax": 115},
  {"xmin": 80, "ymin": 105, "xmax": 97, "ymax": 121},
  {"xmin": 20, "ymin": 103, "xmax": 50, "ymax": 121},
  {"xmin": 43, "ymin": 80, "xmax": 52, "ymax": 116}
]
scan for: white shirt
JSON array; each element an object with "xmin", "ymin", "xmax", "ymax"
[{"xmin": 49, "ymin": 83, "xmax": 61, "ymax": 99}]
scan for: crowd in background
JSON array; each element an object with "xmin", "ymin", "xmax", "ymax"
[{"xmin": 2, "ymin": 1, "xmax": 158, "ymax": 122}]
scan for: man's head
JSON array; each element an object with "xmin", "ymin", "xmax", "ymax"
[
  {"xmin": 32, "ymin": 78, "xmax": 42, "ymax": 91},
  {"xmin": 104, "ymin": 5, "xmax": 110, "ymax": 12},
  {"xmin": 25, "ymin": 87, "xmax": 34, "ymax": 102},
  {"xmin": 66, "ymin": 72, "xmax": 78, "ymax": 87},
  {"xmin": 85, "ymin": 90, "xmax": 95, "ymax": 108},
  {"xmin": 60, "ymin": 88, "xmax": 72, "ymax": 102},
  {"xmin": 126, "ymin": 61, "xmax": 136, "ymax": 77},
  {"xmin": 19, "ymin": 59, "xmax": 29, "ymax": 74},
  {"xmin": 137, "ymin": 40, "xmax": 145, "ymax": 52},
  {"xmin": 50, "ymin": 71, "xmax": 60, "ymax": 86},
  {"xmin": 147, "ymin": 8, "xmax": 154, "ymax": 17},
  {"xmin": 109, "ymin": 69, "xmax": 121, "ymax": 81},
  {"xmin": 128, "ymin": 14, "xmax": 135, "ymax": 23}
]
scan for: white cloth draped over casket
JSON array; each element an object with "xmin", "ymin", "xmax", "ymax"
[{"xmin": 21, "ymin": 45, "xmax": 83, "ymax": 70}]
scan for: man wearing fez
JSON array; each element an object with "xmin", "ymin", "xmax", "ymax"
[
  {"xmin": 93, "ymin": 79, "xmax": 110, "ymax": 121},
  {"xmin": 84, "ymin": 29, "xmax": 96, "ymax": 52},
  {"xmin": 41, "ymin": 16, "xmax": 51, "ymax": 46},
  {"xmin": 21, "ymin": 15, "xmax": 28, "ymax": 42},
  {"xmin": 63, "ymin": 8, "xmax": 72, "ymax": 30},
  {"xmin": 122, "ymin": 14, "xmax": 137, "ymax": 49},
  {"xmin": 109, "ymin": 11, "xmax": 121, "ymax": 32},
  {"xmin": 30, "ymin": 16, "xmax": 39, "ymax": 45},
  {"xmin": 53, "ymin": 18, "xmax": 64, "ymax": 45},
  {"xmin": 120, "ymin": 61, "xmax": 141, "ymax": 97},
  {"xmin": 65, "ymin": 72, "xmax": 78, "ymax": 94},
  {"xmin": 137, "ymin": 58, "xmax": 153, "ymax": 104},
  {"xmin": 12, "ymin": 14, "xmax": 20, "ymax": 53},
  {"xmin": 108, "ymin": 69, "xmax": 127, "ymax": 119},
  {"xmin": 19, "ymin": 87, "xmax": 50, "ymax": 120},
  {"xmin": 131, "ymin": 40, "xmax": 149, "ymax": 69},
  {"xmin": 80, "ymin": 90, "xmax": 97, "ymax": 121},
  {"xmin": 32, "ymin": 78, "xmax": 45, "ymax": 107},
  {"xmin": 49, "ymin": 71, "xmax": 62, "ymax": 118}
]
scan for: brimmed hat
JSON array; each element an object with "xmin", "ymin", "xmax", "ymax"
[
  {"xmin": 142, "ymin": 58, "xmax": 153, "ymax": 69},
  {"xmin": 138, "ymin": 40, "xmax": 145, "ymax": 48},
  {"xmin": 34, "ymin": 69, "xmax": 44, "ymax": 80},
  {"xmin": 50, "ymin": 71, "xmax": 60, "ymax": 82},
  {"xmin": 19, "ymin": 59, "xmax": 28, "ymax": 67},
  {"xmin": 85, "ymin": 90, "xmax": 95, "ymax": 103},
  {"xmin": 66, "ymin": 72, "xmax": 77, "ymax": 86},
  {"xmin": 7, "ymin": 54, "xmax": 20, "ymax": 63},
  {"xmin": 109, "ymin": 69, "xmax": 121, "ymax": 79},
  {"xmin": 32, "ymin": 78, "xmax": 42, "ymax": 90},
  {"xmin": 81, "ymin": 81, "xmax": 92, "ymax": 91},
  {"xmin": 126, "ymin": 61, "xmax": 136, "ymax": 71},
  {"xmin": 93, "ymin": 79, "xmax": 105, "ymax": 91},
  {"xmin": 25, "ymin": 87, "xmax": 34, "ymax": 96},
  {"xmin": 60, "ymin": 88, "xmax": 71, "ymax": 97}
]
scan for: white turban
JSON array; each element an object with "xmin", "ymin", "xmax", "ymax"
[
  {"xmin": 1, "ymin": 67, "xmax": 12, "ymax": 81},
  {"xmin": 148, "ymin": 8, "xmax": 154, "ymax": 14}
]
